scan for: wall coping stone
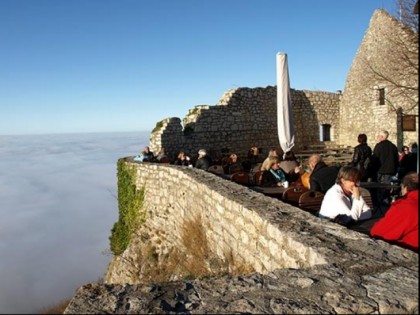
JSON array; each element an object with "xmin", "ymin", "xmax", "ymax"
[{"xmin": 65, "ymin": 160, "xmax": 418, "ymax": 314}]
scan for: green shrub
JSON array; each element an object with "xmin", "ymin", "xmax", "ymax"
[
  {"xmin": 109, "ymin": 159, "xmax": 146, "ymax": 255},
  {"xmin": 152, "ymin": 120, "xmax": 164, "ymax": 133}
]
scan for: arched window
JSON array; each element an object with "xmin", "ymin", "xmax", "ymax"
[{"xmin": 320, "ymin": 124, "xmax": 331, "ymax": 142}]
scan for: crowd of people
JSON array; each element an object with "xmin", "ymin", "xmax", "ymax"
[{"xmin": 133, "ymin": 130, "xmax": 418, "ymax": 251}]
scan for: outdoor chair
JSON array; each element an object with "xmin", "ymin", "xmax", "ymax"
[
  {"xmin": 159, "ymin": 156, "xmax": 171, "ymax": 164},
  {"xmin": 253, "ymin": 170, "xmax": 271, "ymax": 186},
  {"xmin": 231, "ymin": 171, "xmax": 250, "ymax": 186},
  {"xmin": 282, "ymin": 186, "xmax": 309, "ymax": 206},
  {"xmin": 298, "ymin": 191, "xmax": 325, "ymax": 214},
  {"xmin": 207, "ymin": 164, "xmax": 225, "ymax": 175},
  {"xmin": 359, "ymin": 187, "xmax": 374, "ymax": 209}
]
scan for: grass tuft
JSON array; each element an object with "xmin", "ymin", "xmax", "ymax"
[{"xmin": 134, "ymin": 214, "xmax": 254, "ymax": 283}]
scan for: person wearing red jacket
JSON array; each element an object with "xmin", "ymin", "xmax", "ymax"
[{"xmin": 370, "ymin": 172, "xmax": 418, "ymax": 251}]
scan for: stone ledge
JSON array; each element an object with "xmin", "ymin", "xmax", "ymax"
[
  {"xmin": 65, "ymin": 161, "xmax": 418, "ymax": 314},
  {"xmin": 65, "ymin": 263, "xmax": 418, "ymax": 314}
]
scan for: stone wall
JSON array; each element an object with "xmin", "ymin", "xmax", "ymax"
[
  {"xmin": 339, "ymin": 10, "xmax": 419, "ymax": 149},
  {"xmin": 149, "ymin": 10, "xmax": 417, "ymax": 159},
  {"xmin": 65, "ymin": 161, "xmax": 418, "ymax": 314},
  {"xmin": 150, "ymin": 87, "xmax": 341, "ymax": 161}
]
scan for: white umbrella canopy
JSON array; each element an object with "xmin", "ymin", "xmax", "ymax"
[{"xmin": 276, "ymin": 52, "xmax": 295, "ymax": 156}]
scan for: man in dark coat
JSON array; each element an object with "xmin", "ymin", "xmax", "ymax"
[
  {"xmin": 308, "ymin": 154, "xmax": 340, "ymax": 194},
  {"xmin": 371, "ymin": 130, "xmax": 399, "ymax": 215},
  {"xmin": 195, "ymin": 149, "xmax": 212, "ymax": 170},
  {"xmin": 371, "ymin": 130, "xmax": 399, "ymax": 183},
  {"xmin": 349, "ymin": 133, "xmax": 372, "ymax": 181}
]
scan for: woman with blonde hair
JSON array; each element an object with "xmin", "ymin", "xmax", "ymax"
[
  {"xmin": 261, "ymin": 148, "xmax": 279, "ymax": 171},
  {"xmin": 265, "ymin": 158, "xmax": 287, "ymax": 187}
]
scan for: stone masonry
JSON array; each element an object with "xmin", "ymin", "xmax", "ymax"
[
  {"xmin": 64, "ymin": 9, "xmax": 418, "ymax": 315},
  {"xmin": 65, "ymin": 161, "xmax": 419, "ymax": 314},
  {"xmin": 150, "ymin": 87, "xmax": 341, "ymax": 162},
  {"xmin": 339, "ymin": 10, "xmax": 418, "ymax": 148},
  {"xmin": 148, "ymin": 10, "xmax": 417, "ymax": 160}
]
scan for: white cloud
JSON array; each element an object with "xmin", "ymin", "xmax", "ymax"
[{"xmin": 0, "ymin": 131, "xmax": 149, "ymax": 313}]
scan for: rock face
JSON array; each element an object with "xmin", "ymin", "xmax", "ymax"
[
  {"xmin": 64, "ymin": 162, "xmax": 419, "ymax": 314},
  {"xmin": 65, "ymin": 265, "xmax": 418, "ymax": 314}
]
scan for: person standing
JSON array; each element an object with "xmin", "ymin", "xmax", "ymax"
[
  {"xmin": 371, "ymin": 130, "xmax": 399, "ymax": 182},
  {"xmin": 371, "ymin": 130, "xmax": 399, "ymax": 214},
  {"xmin": 399, "ymin": 145, "xmax": 410, "ymax": 162},
  {"xmin": 398, "ymin": 142, "xmax": 418, "ymax": 179},
  {"xmin": 349, "ymin": 133, "xmax": 372, "ymax": 181}
]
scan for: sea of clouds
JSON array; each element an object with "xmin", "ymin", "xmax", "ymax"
[{"xmin": 0, "ymin": 131, "xmax": 149, "ymax": 314}]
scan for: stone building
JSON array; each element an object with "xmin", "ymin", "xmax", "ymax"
[
  {"xmin": 148, "ymin": 9, "xmax": 418, "ymax": 160},
  {"xmin": 339, "ymin": 9, "xmax": 419, "ymax": 149},
  {"xmin": 64, "ymin": 9, "xmax": 419, "ymax": 314}
]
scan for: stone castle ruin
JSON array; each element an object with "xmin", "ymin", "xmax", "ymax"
[
  {"xmin": 64, "ymin": 9, "xmax": 418, "ymax": 314},
  {"xmin": 149, "ymin": 10, "xmax": 418, "ymax": 160}
]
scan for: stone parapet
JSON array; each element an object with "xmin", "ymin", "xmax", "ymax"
[{"xmin": 65, "ymin": 161, "xmax": 418, "ymax": 314}]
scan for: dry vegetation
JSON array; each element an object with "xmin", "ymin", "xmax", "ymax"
[
  {"xmin": 38, "ymin": 215, "xmax": 254, "ymax": 313},
  {"xmin": 135, "ymin": 214, "xmax": 254, "ymax": 284},
  {"xmin": 36, "ymin": 298, "xmax": 71, "ymax": 314}
]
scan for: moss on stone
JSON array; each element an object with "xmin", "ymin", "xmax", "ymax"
[{"xmin": 109, "ymin": 159, "xmax": 146, "ymax": 255}]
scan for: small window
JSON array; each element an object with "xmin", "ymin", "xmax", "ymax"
[
  {"xmin": 378, "ymin": 88, "xmax": 385, "ymax": 105},
  {"xmin": 320, "ymin": 124, "xmax": 331, "ymax": 142}
]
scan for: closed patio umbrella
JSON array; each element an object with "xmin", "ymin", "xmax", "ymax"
[{"xmin": 276, "ymin": 52, "xmax": 295, "ymax": 156}]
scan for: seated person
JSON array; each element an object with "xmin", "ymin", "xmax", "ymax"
[
  {"xmin": 133, "ymin": 146, "xmax": 154, "ymax": 162},
  {"xmin": 195, "ymin": 149, "xmax": 211, "ymax": 170},
  {"xmin": 294, "ymin": 164, "xmax": 311, "ymax": 189},
  {"xmin": 224, "ymin": 153, "xmax": 244, "ymax": 174},
  {"xmin": 155, "ymin": 147, "xmax": 168, "ymax": 162},
  {"xmin": 398, "ymin": 142, "xmax": 418, "ymax": 180},
  {"xmin": 308, "ymin": 154, "xmax": 340, "ymax": 193},
  {"xmin": 242, "ymin": 146, "xmax": 260, "ymax": 172},
  {"xmin": 265, "ymin": 159, "xmax": 287, "ymax": 187},
  {"xmin": 261, "ymin": 148, "xmax": 279, "ymax": 171},
  {"xmin": 370, "ymin": 173, "xmax": 418, "ymax": 251},
  {"xmin": 319, "ymin": 166, "xmax": 372, "ymax": 224},
  {"xmin": 173, "ymin": 151, "xmax": 191, "ymax": 167},
  {"xmin": 279, "ymin": 150, "xmax": 300, "ymax": 182}
]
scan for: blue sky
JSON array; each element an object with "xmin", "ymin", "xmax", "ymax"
[{"xmin": 0, "ymin": 0, "xmax": 396, "ymax": 136}]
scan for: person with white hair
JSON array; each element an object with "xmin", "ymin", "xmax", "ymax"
[
  {"xmin": 370, "ymin": 130, "xmax": 399, "ymax": 214},
  {"xmin": 195, "ymin": 149, "xmax": 212, "ymax": 170},
  {"xmin": 371, "ymin": 130, "xmax": 399, "ymax": 181}
]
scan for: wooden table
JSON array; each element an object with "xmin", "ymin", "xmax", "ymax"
[
  {"xmin": 359, "ymin": 182, "xmax": 400, "ymax": 190},
  {"xmin": 250, "ymin": 186, "xmax": 287, "ymax": 199},
  {"xmin": 348, "ymin": 215, "xmax": 383, "ymax": 235}
]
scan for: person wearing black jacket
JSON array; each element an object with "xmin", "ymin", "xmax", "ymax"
[
  {"xmin": 349, "ymin": 133, "xmax": 372, "ymax": 181},
  {"xmin": 308, "ymin": 154, "xmax": 340, "ymax": 194},
  {"xmin": 371, "ymin": 130, "xmax": 399, "ymax": 183},
  {"xmin": 195, "ymin": 149, "xmax": 212, "ymax": 170},
  {"xmin": 371, "ymin": 130, "xmax": 399, "ymax": 215},
  {"xmin": 398, "ymin": 142, "xmax": 418, "ymax": 179}
]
